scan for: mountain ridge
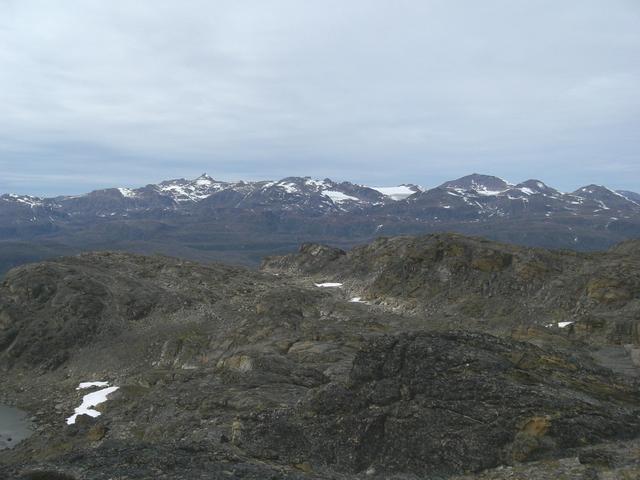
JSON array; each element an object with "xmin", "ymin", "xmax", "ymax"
[
  {"xmin": 3, "ymin": 172, "xmax": 637, "ymax": 212},
  {"xmin": 0, "ymin": 172, "xmax": 638, "ymax": 275}
]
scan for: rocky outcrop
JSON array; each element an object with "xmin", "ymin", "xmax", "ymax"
[
  {"xmin": 261, "ymin": 243, "xmax": 347, "ymax": 275},
  {"xmin": 236, "ymin": 331, "xmax": 640, "ymax": 477},
  {"xmin": 2, "ymin": 234, "xmax": 640, "ymax": 479},
  {"xmin": 263, "ymin": 233, "xmax": 640, "ymax": 344}
]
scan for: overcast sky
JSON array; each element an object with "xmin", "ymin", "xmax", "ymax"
[{"xmin": 1, "ymin": 0, "xmax": 639, "ymax": 196}]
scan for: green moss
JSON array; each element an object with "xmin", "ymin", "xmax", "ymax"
[
  {"xmin": 471, "ymin": 251, "xmax": 513, "ymax": 272},
  {"xmin": 459, "ymin": 296, "xmax": 486, "ymax": 317},
  {"xmin": 587, "ymin": 278, "xmax": 633, "ymax": 303}
]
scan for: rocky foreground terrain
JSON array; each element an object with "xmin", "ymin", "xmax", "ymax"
[{"xmin": 1, "ymin": 233, "xmax": 640, "ymax": 479}]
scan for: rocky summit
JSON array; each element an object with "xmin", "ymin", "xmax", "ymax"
[{"xmin": 1, "ymin": 234, "xmax": 640, "ymax": 479}]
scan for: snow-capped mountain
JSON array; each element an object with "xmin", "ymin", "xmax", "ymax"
[
  {"xmin": 0, "ymin": 193, "xmax": 45, "ymax": 208},
  {"xmin": 399, "ymin": 174, "xmax": 640, "ymax": 221},
  {"xmin": 1, "ymin": 173, "xmax": 637, "ymax": 222},
  {"xmin": 213, "ymin": 176, "xmax": 388, "ymax": 213},
  {"xmin": 0, "ymin": 174, "xmax": 422, "ymax": 226},
  {"xmin": 0, "ymin": 172, "xmax": 638, "ymax": 274},
  {"xmin": 54, "ymin": 174, "xmax": 401, "ymax": 215}
]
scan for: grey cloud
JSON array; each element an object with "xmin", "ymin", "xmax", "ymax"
[{"xmin": 0, "ymin": 0, "xmax": 638, "ymax": 196}]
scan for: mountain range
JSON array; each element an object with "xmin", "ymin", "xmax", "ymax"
[{"xmin": 0, "ymin": 173, "xmax": 638, "ymax": 274}]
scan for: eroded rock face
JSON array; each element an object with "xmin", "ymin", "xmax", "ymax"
[
  {"xmin": 237, "ymin": 332, "xmax": 640, "ymax": 477},
  {"xmin": 261, "ymin": 243, "xmax": 347, "ymax": 274}
]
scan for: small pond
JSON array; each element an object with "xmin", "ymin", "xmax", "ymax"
[{"xmin": 0, "ymin": 404, "xmax": 32, "ymax": 450}]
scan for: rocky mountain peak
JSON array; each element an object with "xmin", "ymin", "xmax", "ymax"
[
  {"xmin": 515, "ymin": 179, "xmax": 554, "ymax": 193},
  {"xmin": 440, "ymin": 173, "xmax": 512, "ymax": 194},
  {"xmin": 573, "ymin": 184, "xmax": 620, "ymax": 197},
  {"xmin": 193, "ymin": 173, "xmax": 216, "ymax": 185}
]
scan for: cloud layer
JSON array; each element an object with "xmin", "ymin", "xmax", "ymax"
[{"xmin": 1, "ymin": 0, "xmax": 639, "ymax": 195}]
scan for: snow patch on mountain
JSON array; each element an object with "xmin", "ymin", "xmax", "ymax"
[
  {"xmin": 157, "ymin": 174, "xmax": 227, "ymax": 202},
  {"xmin": 323, "ymin": 190, "xmax": 358, "ymax": 203},
  {"xmin": 277, "ymin": 182, "xmax": 299, "ymax": 194},
  {"xmin": 66, "ymin": 382, "xmax": 119, "ymax": 425},
  {"xmin": 117, "ymin": 188, "xmax": 137, "ymax": 198},
  {"xmin": 3, "ymin": 194, "xmax": 44, "ymax": 208},
  {"xmin": 304, "ymin": 179, "xmax": 331, "ymax": 189},
  {"xmin": 370, "ymin": 185, "xmax": 421, "ymax": 200},
  {"xmin": 474, "ymin": 187, "xmax": 508, "ymax": 196}
]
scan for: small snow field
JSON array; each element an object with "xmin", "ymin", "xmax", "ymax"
[
  {"xmin": 315, "ymin": 282, "xmax": 343, "ymax": 288},
  {"xmin": 323, "ymin": 190, "xmax": 358, "ymax": 203},
  {"xmin": 544, "ymin": 321, "xmax": 575, "ymax": 329},
  {"xmin": 369, "ymin": 185, "xmax": 418, "ymax": 201},
  {"xmin": 77, "ymin": 381, "xmax": 110, "ymax": 390},
  {"xmin": 67, "ymin": 382, "xmax": 119, "ymax": 425},
  {"xmin": 117, "ymin": 187, "xmax": 136, "ymax": 198},
  {"xmin": 349, "ymin": 297, "xmax": 366, "ymax": 303}
]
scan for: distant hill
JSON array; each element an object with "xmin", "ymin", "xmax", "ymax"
[{"xmin": 0, "ymin": 172, "xmax": 638, "ymax": 274}]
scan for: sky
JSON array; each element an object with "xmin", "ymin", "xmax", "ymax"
[{"xmin": 0, "ymin": 0, "xmax": 639, "ymax": 196}]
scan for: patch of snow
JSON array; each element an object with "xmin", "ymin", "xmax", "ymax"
[
  {"xmin": 161, "ymin": 184, "xmax": 190, "ymax": 197},
  {"xmin": 349, "ymin": 297, "xmax": 367, "ymax": 303},
  {"xmin": 558, "ymin": 321, "xmax": 574, "ymax": 328},
  {"xmin": 162, "ymin": 185, "xmax": 209, "ymax": 201},
  {"xmin": 323, "ymin": 190, "xmax": 358, "ymax": 203},
  {"xmin": 369, "ymin": 185, "xmax": 418, "ymax": 201},
  {"xmin": 277, "ymin": 182, "xmax": 298, "ymax": 194},
  {"xmin": 157, "ymin": 175, "xmax": 227, "ymax": 202},
  {"xmin": 519, "ymin": 187, "xmax": 535, "ymax": 195},
  {"xmin": 5, "ymin": 194, "xmax": 43, "ymax": 208},
  {"xmin": 305, "ymin": 178, "xmax": 329, "ymax": 188},
  {"xmin": 66, "ymin": 384, "xmax": 119, "ymax": 425},
  {"xmin": 194, "ymin": 174, "xmax": 214, "ymax": 186},
  {"xmin": 117, "ymin": 188, "xmax": 137, "ymax": 198},
  {"xmin": 475, "ymin": 188, "xmax": 506, "ymax": 196},
  {"xmin": 77, "ymin": 381, "xmax": 110, "ymax": 390},
  {"xmin": 315, "ymin": 282, "xmax": 343, "ymax": 288}
]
